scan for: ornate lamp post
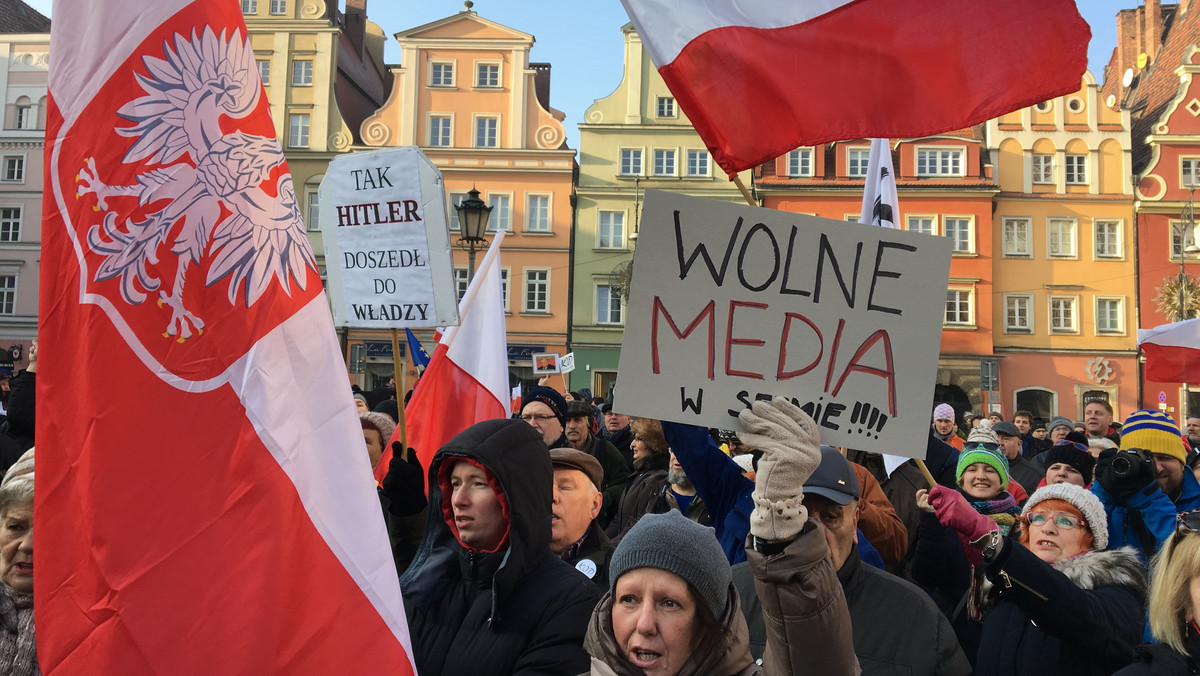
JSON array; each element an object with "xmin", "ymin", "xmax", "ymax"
[{"xmin": 455, "ymin": 187, "xmax": 492, "ymax": 283}]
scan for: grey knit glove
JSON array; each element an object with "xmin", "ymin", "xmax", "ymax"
[{"xmin": 739, "ymin": 397, "xmax": 822, "ymax": 542}]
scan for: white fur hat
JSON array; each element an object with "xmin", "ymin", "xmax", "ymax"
[{"xmin": 1021, "ymin": 482, "xmax": 1108, "ymax": 550}]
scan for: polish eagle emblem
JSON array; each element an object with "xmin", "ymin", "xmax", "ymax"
[{"xmin": 75, "ymin": 26, "xmax": 316, "ymax": 341}]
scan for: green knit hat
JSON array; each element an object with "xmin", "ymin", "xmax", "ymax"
[
  {"xmin": 1121, "ymin": 410, "xmax": 1186, "ymax": 464},
  {"xmin": 957, "ymin": 422, "xmax": 1010, "ymax": 488}
]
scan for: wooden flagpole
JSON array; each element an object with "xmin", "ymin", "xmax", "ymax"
[{"xmin": 390, "ymin": 328, "xmax": 408, "ymax": 452}]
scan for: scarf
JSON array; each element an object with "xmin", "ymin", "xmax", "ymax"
[
  {"xmin": 959, "ymin": 490, "xmax": 1019, "ymax": 623},
  {"xmin": 0, "ymin": 584, "xmax": 36, "ymax": 676}
]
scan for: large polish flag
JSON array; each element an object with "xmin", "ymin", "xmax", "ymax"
[
  {"xmin": 375, "ymin": 233, "xmax": 509, "ymax": 485},
  {"xmin": 1139, "ymin": 319, "xmax": 1200, "ymax": 384},
  {"xmin": 620, "ymin": 0, "xmax": 1090, "ymax": 176},
  {"xmin": 41, "ymin": 1, "xmax": 414, "ymax": 672}
]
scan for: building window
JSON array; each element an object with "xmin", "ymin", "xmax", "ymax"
[
  {"xmin": 686, "ymin": 150, "xmax": 709, "ymax": 177},
  {"xmin": 487, "ymin": 194, "xmax": 510, "ymax": 232},
  {"xmin": 430, "ymin": 62, "xmax": 454, "ymax": 87},
  {"xmin": 269, "ymin": 0, "xmax": 285, "ymax": 14},
  {"xmin": 944, "ymin": 217, "xmax": 973, "ymax": 253},
  {"xmin": 1185, "ymin": 158, "xmax": 1200, "ymax": 188},
  {"xmin": 906, "ymin": 216, "xmax": 935, "ymax": 236},
  {"xmin": 475, "ymin": 117, "xmax": 498, "ymax": 148},
  {"xmin": 619, "ymin": 148, "xmax": 642, "ymax": 176},
  {"xmin": 1065, "ymin": 154, "xmax": 1087, "ymax": 184},
  {"xmin": 598, "ymin": 211, "xmax": 624, "ymax": 248},
  {"xmin": 446, "ymin": 192, "xmax": 468, "ymax": 232},
  {"xmin": 499, "ymin": 268, "xmax": 510, "ymax": 311},
  {"xmin": 848, "ymin": 148, "xmax": 870, "ymax": 178},
  {"xmin": 0, "ymin": 207, "xmax": 19, "ymax": 241},
  {"xmin": 1002, "ymin": 217, "xmax": 1031, "ymax": 257},
  {"xmin": 1094, "ymin": 220, "xmax": 1122, "ymax": 258},
  {"xmin": 291, "ymin": 60, "xmax": 312, "ymax": 86},
  {"xmin": 653, "ymin": 149, "xmax": 676, "ymax": 176},
  {"xmin": 787, "ymin": 149, "xmax": 812, "ymax": 178},
  {"xmin": 1171, "ymin": 221, "xmax": 1199, "ymax": 259},
  {"xmin": 429, "ymin": 115, "xmax": 451, "ymax": 147},
  {"xmin": 945, "ymin": 289, "xmax": 973, "ymax": 326},
  {"xmin": 1015, "ymin": 387, "xmax": 1058, "ymax": 423},
  {"xmin": 1096, "ymin": 297, "xmax": 1124, "ymax": 334},
  {"xmin": 916, "ymin": 148, "xmax": 963, "ymax": 176},
  {"xmin": 1047, "ymin": 218, "xmax": 1076, "ymax": 257},
  {"xmin": 1032, "ymin": 154, "xmax": 1054, "ymax": 184},
  {"xmin": 257, "ymin": 60, "xmax": 270, "ymax": 85},
  {"xmin": 287, "ymin": 114, "xmax": 309, "ymax": 148},
  {"xmin": 597, "ymin": 285, "xmax": 623, "ymax": 325},
  {"xmin": 1049, "ymin": 295, "xmax": 1078, "ymax": 333},
  {"xmin": 305, "ymin": 192, "xmax": 318, "ymax": 232},
  {"xmin": 241, "ymin": 0, "xmax": 257, "ymax": 12},
  {"xmin": 656, "ymin": 96, "xmax": 676, "ymax": 118},
  {"xmin": 454, "ymin": 268, "xmax": 468, "ymax": 302},
  {"xmin": 1, "ymin": 156, "xmax": 23, "ymax": 182},
  {"xmin": 475, "ymin": 63, "xmax": 500, "ymax": 88},
  {"xmin": 524, "ymin": 269, "xmax": 549, "ymax": 312},
  {"xmin": 13, "ymin": 104, "xmax": 30, "ymax": 131},
  {"xmin": 0, "ymin": 275, "xmax": 14, "ymax": 315},
  {"xmin": 1005, "ymin": 294, "xmax": 1033, "ymax": 333},
  {"xmin": 526, "ymin": 194, "xmax": 550, "ymax": 232}
]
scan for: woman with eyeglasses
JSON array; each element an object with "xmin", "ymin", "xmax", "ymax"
[
  {"xmin": 1117, "ymin": 511, "xmax": 1200, "ymax": 674},
  {"xmin": 926, "ymin": 481, "xmax": 1145, "ymax": 675},
  {"xmin": 913, "ymin": 421, "xmax": 1022, "ymax": 665}
]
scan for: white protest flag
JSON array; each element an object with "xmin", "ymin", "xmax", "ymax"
[{"xmin": 859, "ymin": 138, "xmax": 899, "ymax": 228}]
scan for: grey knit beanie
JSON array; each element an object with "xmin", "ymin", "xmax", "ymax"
[{"xmin": 609, "ymin": 510, "xmax": 731, "ymax": 619}]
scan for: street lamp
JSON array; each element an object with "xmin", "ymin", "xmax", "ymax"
[{"xmin": 455, "ymin": 187, "xmax": 492, "ymax": 282}]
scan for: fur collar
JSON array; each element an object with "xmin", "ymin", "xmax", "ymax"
[
  {"xmin": 1050, "ymin": 546, "xmax": 1146, "ymax": 595},
  {"xmin": 983, "ymin": 546, "xmax": 1147, "ymax": 600}
]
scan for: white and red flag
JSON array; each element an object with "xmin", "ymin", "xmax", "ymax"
[
  {"xmin": 620, "ymin": 0, "xmax": 1090, "ymax": 176},
  {"xmin": 374, "ymin": 233, "xmax": 509, "ymax": 485},
  {"xmin": 42, "ymin": 1, "xmax": 414, "ymax": 672},
  {"xmin": 1139, "ymin": 319, "xmax": 1200, "ymax": 384}
]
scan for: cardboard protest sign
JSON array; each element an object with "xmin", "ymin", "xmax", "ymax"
[
  {"xmin": 616, "ymin": 191, "xmax": 953, "ymax": 458},
  {"xmin": 319, "ymin": 147, "xmax": 458, "ymax": 328}
]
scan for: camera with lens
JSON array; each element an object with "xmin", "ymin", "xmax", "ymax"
[{"xmin": 1110, "ymin": 448, "xmax": 1152, "ymax": 479}]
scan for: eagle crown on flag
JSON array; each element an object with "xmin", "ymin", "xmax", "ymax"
[{"xmin": 76, "ymin": 26, "xmax": 317, "ymax": 342}]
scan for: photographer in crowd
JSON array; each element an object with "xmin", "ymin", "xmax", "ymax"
[{"xmin": 1092, "ymin": 410, "xmax": 1200, "ymax": 563}]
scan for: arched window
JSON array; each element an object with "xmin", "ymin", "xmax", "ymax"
[{"xmin": 1014, "ymin": 387, "xmax": 1057, "ymax": 422}]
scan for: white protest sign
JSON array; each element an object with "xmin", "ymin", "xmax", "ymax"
[
  {"xmin": 616, "ymin": 191, "xmax": 952, "ymax": 458},
  {"xmin": 559, "ymin": 352, "xmax": 576, "ymax": 374},
  {"xmin": 319, "ymin": 147, "xmax": 458, "ymax": 328}
]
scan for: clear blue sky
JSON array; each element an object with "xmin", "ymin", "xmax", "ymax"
[{"xmin": 27, "ymin": 0, "xmax": 1142, "ymax": 149}]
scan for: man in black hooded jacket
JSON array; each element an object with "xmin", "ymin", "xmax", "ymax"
[{"xmin": 399, "ymin": 419, "xmax": 601, "ymax": 675}]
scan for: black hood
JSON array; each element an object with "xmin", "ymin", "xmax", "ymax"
[{"xmin": 400, "ymin": 419, "xmax": 552, "ymax": 610}]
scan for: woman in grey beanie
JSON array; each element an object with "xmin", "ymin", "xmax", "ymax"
[{"xmin": 581, "ymin": 398, "xmax": 856, "ymax": 676}]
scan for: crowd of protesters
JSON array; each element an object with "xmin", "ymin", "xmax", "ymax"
[
  {"xmin": 343, "ymin": 376, "xmax": 1200, "ymax": 675},
  {"xmin": 10, "ymin": 337, "xmax": 1200, "ymax": 675}
]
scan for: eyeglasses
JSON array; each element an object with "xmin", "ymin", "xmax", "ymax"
[
  {"xmin": 1177, "ymin": 509, "xmax": 1200, "ymax": 534},
  {"xmin": 521, "ymin": 414, "xmax": 557, "ymax": 422},
  {"xmin": 1026, "ymin": 512, "xmax": 1084, "ymax": 529},
  {"xmin": 965, "ymin": 442, "xmax": 1000, "ymax": 452}
]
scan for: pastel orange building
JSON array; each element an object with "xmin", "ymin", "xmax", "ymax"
[{"xmin": 356, "ymin": 8, "xmax": 575, "ymax": 391}]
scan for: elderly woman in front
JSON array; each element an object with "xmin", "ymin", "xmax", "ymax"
[
  {"xmin": 583, "ymin": 399, "xmax": 856, "ymax": 675},
  {"xmin": 0, "ymin": 449, "xmax": 35, "ymax": 675},
  {"xmin": 925, "ymin": 481, "xmax": 1144, "ymax": 675}
]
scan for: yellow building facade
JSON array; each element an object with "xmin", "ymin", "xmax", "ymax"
[
  {"xmin": 985, "ymin": 72, "xmax": 1138, "ymax": 421},
  {"xmin": 360, "ymin": 8, "xmax": 575, "ymax": 391},
  {"xmin": 572, "ymin": 24, "xmax": 750, "ymax": 397}
]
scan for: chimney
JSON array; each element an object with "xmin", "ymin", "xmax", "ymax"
[
  {"xmin": 531, "ymin": 62, "xmax": 552, "ymax": 112},
  {"xmin": 1145, "ymin": 0, "xmax": 1162, "ymax": 64},
  {"xmin": 1113, "ymin": 8, "xmax": 1139, "ymax": 84},
  {"xmin": 345, "ymin": 0, "xmax": 367, "ymax": 58}
]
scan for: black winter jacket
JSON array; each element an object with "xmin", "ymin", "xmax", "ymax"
[
  {"xmin": 399, "ymin": 419, "xmax": 601, "ymax": 675},
  {"xmin": 976, "ymin": 541, "xmax": 1146, "ymax": 676}
]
